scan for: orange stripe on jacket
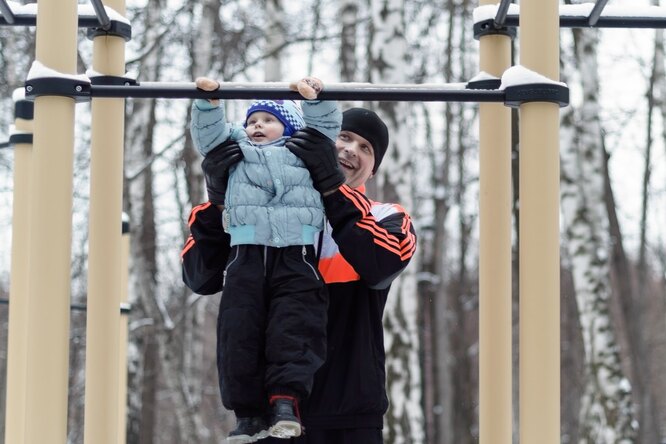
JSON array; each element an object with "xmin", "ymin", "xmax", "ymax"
[
  {"xmin": 180, "ymin": 236, "xmax": 195, "ymax": 260},
  {"xmin": 188, "ymin": 202, "xmax": 212, "ymax": 227},
  {"xmin": 318, "ymin": 253, "xmax": 360, "ymax": 284}
]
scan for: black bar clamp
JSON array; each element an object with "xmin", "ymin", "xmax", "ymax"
[
  {"xmin": 9, "ymin": 133, "xmax": 33, "ymax": 145},
  {"xmin": 466, "ymin": 78, "xmax": 502, "ymax": 90},
  {"xmin": 14, "ymin": 99, "xmax": 34, "ymax": 120},
  {"xmin": 24, "ymin": 77, "xmax": 92, "ymax": 102},
  {"xmin": 474, "ymin": 19, "xmax": 517, "ymax": 40},
  {"xmin": 86, "ymin": 19, "xmax": 132, "ymax": 42},
  {"xmin": 90, "ymin": 75, "xmax": 137, "ymax": 86},
  {"xmin": 504, "ymin": 83, "xmax": 569, "ymax": 108}
]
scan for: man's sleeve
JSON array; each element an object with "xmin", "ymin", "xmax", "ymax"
[
  {"xmin": 322, "ymin": 184, "xmax": 417, "ymax": 290},
  {"xmin": 181, "ymin": 202, "xmax": 231, "ymax": 294}
]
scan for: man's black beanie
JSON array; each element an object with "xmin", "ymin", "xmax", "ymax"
[{"xmin": 341, "ymin": 108, "xmax": 389, "ymax": 173}]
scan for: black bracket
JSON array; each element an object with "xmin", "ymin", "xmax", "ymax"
[
  {"xmin": 86, "ymin": 19, "xmax": 132, "ymax": 42},
  {"xmin": 15, "ymin": 100, "xmax": 34, "ymax": 120},
  {"xmin": 90, "ymin": 75, "xmax": 137, "ymax": 86},
  {"xmin": 9, "ymin": 133, "xmax": 33, "ymax": 145},
  {"xmin": 24, "ymin": 77, "xmax": 92, "ymax": 103},
  {"xmin": 467, "ymin": 78, "xmax": 502, "ymax": 90},
  {"xmin": 474, "ymin": 19, "xmax": 517, "ymax": 40},
  {"xmin": 504, "ymin": 83, "xmax": 569, "ymax": 108}
]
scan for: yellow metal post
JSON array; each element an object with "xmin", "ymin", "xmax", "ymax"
[
  {"xmin": 478, "ymin": 4, "xmax": 513, "ymax": 442},
  {"xmin": 83, "ymin": 0, "xmax": 127, "ymax": 442},
  {"xmin": 519, "ymin": 0, "xmax": 561, "ymax": 443},
  {"xmin": 4, "ymin": 95, "xmax": 34, "ymax": 444},
  {"xmin": 24, "ymin": 0, "xmax": 78, "ymax": 442}
]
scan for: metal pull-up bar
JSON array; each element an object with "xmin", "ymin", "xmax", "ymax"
[{"xmin": 23, "ymin": 77, "xmax": 570, "ymax": 107}]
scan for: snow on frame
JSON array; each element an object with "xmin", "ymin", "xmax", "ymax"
[
  {"xmin": 473, "ymin": 2, "xmax": 666, "ymax": 24},
  {"xmin": 0, "ymin": 2, "xmax": 130, "ymax": 25},
  {"xmin": 500, "ymin": 65, "xmax": 567, "ymax": 89},
  {"xmin": 27, "ymin": 61, "xmax": 91, "ymax": 83}
]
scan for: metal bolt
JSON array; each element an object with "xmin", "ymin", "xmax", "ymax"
[
  {"xmin": 26, "ymin": 86, "xmax": 33, "ymax": 92},
  {"xmin": 75, "ymin": 85, "xmax": 82, "ymax": 92}
]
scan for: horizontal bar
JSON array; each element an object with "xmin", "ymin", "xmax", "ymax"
[
  {"xmin": 0, "ymin": 298, "xmax": 132, "ymax": 314},
  {"xmin": 90, "ymin": 82, "xmax": 506, "ymax": 103},
  {"xmin": 501, "ymin": 14, "xmax": 666, "ymax": 29},
  {"xmin": 0, "ymin": 13, "xmax": 108, "ymax": 28},
  {"xmin": 0, "ymin": 141, "xmax": 10, "ymax": 149}
]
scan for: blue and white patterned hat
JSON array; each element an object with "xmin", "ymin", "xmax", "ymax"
[{"xmin": 245, "ymin": 100, "xmax": 305, "ymax": 137}]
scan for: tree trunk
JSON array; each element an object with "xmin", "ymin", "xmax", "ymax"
[
  {"xmin": 368, "ymin": 1, "xmax": 424, "ymax": 442},
  {"xmin": 561, "ymin": 20, "xmax": 637, "ymax": 443}
]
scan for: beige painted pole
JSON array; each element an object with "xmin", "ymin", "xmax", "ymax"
[
  {"xmin": 4, "ymin": 96, "xmax": 34, "ymax": 444},
  {"xmin": 117, "ymin": 215, "xmax": 130, "ymax": 444},
  {"xmin": 519, "ymin": 0, "xmax": 561, "ymax": 443},
  {"xmin": 24, "ymin": 0, "xmax": 78, "ymax": 442},
  {"xmin": 478, "ymin": 8, "xmax": 513, "ymax": 444},
  {"xmin": 83, "ymin": 0, "xmax": 127, "ymax": 442}
]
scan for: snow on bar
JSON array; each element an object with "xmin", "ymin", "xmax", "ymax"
[
  {"xmin": 0, "ymin": 1, "xmax": 129, "ymax": 25},
  {"xmin": 474, "ymin": 2, "xmax": 666, "ymax": 25}
]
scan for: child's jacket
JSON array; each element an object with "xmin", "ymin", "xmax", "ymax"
[{"xmin": 191, "ymin": 99, "xmax": 341, "ymax": 247}]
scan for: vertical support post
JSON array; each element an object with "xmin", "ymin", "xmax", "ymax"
[
  {"xmin": 117, "ymin": 215, "xmax": 130, "ymax": 444},
  {"xmin": 83, "ymin": 0, "xmax": 127, "ymax": 442},
  {"xmin": 24, "ymin": 0, "xmax": 78, "ymax": 442},
  {"xmin": 519, "ymin": 0, "xmax": 561, "ymax": 443},
  {"xmin": 478, "ymin": 4, "xmax": 513, "ymax": 443},
  {"xmin": 4, "ymin": 94, "xmax": 34, "ymax": 444}
]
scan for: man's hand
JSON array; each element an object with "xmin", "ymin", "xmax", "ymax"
[
  {"xmin": 286, "ymin": 128, "xmax": 345, "ymax": 195},
  {"xmin": 195, "ymin": 77, "xmax": 220, "ymax": 106},
  {"xmin": 201, "ymin": 139, "xmax": 243, "ymax": 205}
]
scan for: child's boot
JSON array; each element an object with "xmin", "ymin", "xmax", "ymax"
[
  {"xmin": 226, "ymin": 416, "xmax": 270, "ymax": 443},
  {"xmin": 268, "ymin": 395, "xmax": 302, "ymax": 439}
]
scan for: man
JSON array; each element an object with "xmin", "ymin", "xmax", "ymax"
[{"xmin": 181, "ymin": 107, "xmax": 417, "ymax": 444}]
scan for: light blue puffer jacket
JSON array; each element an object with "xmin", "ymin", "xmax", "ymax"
[{"xmin": 191, "ymin": 99, "xmax": 341, "ymax": 247}]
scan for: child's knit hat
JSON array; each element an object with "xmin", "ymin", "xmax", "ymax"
[
  {"xmin": 245, "ymin": 100, "xmax": 305, "ymax": 137},
  {"xmin": 341, "ymin": 108, "xmax": 389, "ymax": 173}
]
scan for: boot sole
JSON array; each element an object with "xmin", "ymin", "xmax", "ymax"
[
  {"xmin": 269, "ymin": 420, "xmax": 302, "ymax": 438},
  {"xmin": 225, "ymin": 429, "xmax": 269, "ymax": 444}
]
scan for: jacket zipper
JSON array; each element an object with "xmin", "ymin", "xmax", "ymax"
[
  {"xmin": 223, "ymin": 247, "xmax": 240, "ymax": 287},
  {"xmin": 302, "ymin": 245, "xmax": 320, "ymax": 280}
]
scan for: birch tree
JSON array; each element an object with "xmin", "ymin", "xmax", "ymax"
[
  {"xmin": 560, "ymin": 18, "xmax": 637, "ymax": 442},
  {"xmin": 368, "ymin": 0, "xmax": 424, "ymax": 442}
]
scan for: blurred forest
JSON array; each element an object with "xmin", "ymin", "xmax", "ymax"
[{"xmin": 0, "ymin": 0, "xmax": 665, "ymax": 443}]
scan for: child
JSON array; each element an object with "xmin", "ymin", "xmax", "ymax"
[{"xmin": 190, "ymin": 77, "xmax": 342, "ymax": 443}]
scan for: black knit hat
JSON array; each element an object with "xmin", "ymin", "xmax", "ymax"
[{"xmin": 341, "ymin": 108, "xmax": 389, "ymax": 173}]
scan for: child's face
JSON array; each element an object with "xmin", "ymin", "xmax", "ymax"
[{"xmin": 245, "ymin": 111, "xmax": 285, "ymax": 143}]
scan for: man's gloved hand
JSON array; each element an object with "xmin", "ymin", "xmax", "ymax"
[
  {"xmin": 201, "ymin": 139, "xmax": 243, "ymax": 205},
  {"xmin": 286, "ymin": 127, "xmax": 345, "ymax": 194}
]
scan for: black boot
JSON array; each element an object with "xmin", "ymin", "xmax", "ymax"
[
  {"xmin": 268, "ymin": 396, "xmax": 302, "ymax": 439},
  {"xmin": 226, "ymin": 416, "xmax": 270, "ymax": 443}
]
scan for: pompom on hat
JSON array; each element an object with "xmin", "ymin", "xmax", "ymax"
[
  {"xmin": 245, "ymin": 100, "xmax": 305, "ymax": 137},
  {"xmin": 341, "ymin": 108, "xmax": 389, "ymax": 173}
]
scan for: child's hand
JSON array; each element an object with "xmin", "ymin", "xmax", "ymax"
[
  {"xmin": 290, "ymin": 76, "xmax": 323, "ymax": 100},
  {"xmin": 195, "ymin": 77, "xmax": 220, "ymax": 105}
]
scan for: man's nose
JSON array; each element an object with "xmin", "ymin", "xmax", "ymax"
[{"xmin": 344, "ymin": 142, "xmax": 358, "ymax": 156}]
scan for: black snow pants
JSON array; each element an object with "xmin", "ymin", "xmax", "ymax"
[{"xmin": 217, "ymin": 244, "xmax": 328, "ymax": 417}]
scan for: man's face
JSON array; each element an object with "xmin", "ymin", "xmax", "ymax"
[{"xmin": 335, "ymin": 130, "xmax": 375, "ymax": 189}]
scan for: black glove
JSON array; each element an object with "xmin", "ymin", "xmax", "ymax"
[
  {"xmin": 286, "ymin": 127, "xmax": 345, "ymax": 194},
  {"xmin": 201, "ymin": 139, "xmax": 243, "ymax": 205}
]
